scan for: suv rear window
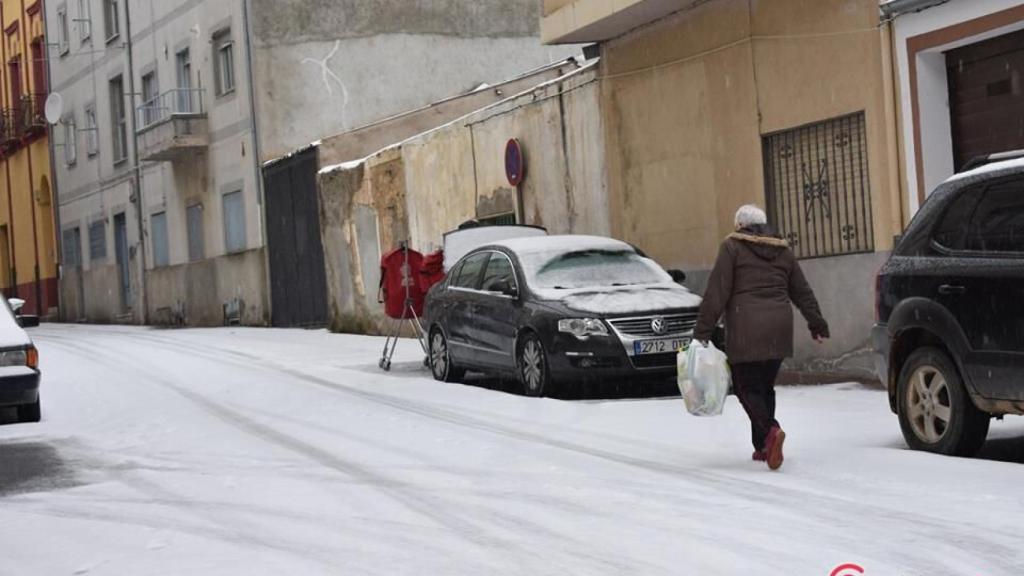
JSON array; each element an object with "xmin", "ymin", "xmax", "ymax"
[
  {"xmin": 933, "ymin": 186, "xmax": 983, "ymax": 251},
  {"xmin": 932, "ymin": 178, "xmax": 1024, "ymax": 254},
  {"xmin": 964, "ymin": 181, "xmax": 1024, "ymax": 253}
]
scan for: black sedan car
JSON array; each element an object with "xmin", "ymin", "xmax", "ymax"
[{"xmin": 424, "ymin": 235, "xmax": 705, "ymax": 396}]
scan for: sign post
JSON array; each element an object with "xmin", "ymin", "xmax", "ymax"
[{"xmin": 505, "ymin": 138, "xmax": 525, "ymax": 222}]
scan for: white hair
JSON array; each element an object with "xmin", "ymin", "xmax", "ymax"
[{"xmin": 734, "ymin": 204, "xmax": 767, "ymax": 229}]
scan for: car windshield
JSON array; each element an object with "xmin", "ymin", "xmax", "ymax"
[{"xmin": 531, "ymin": 249, "xmax": 670, "ymax": 290}]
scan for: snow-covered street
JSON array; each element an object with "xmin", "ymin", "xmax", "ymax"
[{"xmin": 2, "ymin": 325, "xmax": 1022, "ymax": 575}]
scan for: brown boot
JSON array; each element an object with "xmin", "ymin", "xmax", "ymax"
[{"xmin": 765, "ymin": 426, "xmax": 786, "ymax": 471}]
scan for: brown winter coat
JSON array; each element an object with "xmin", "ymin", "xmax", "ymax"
[{"xmin": 693, "ymin": 228, "xmax": 829, "ymax": 364}]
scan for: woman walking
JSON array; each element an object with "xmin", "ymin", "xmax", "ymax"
[{"xmin": 693, "ymin": 205, "xmax": 829, "ymax": 470}]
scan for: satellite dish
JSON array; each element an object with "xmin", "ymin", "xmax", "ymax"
[{"xmin": 44, "ymin": 93, "xmax": 64, "ymax": 125}]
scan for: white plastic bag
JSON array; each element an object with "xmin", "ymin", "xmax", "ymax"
[{"xmin": 676, "ymin": 341, "xmax": 731, "ymax": 416}]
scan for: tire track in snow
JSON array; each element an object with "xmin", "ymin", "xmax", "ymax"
[
  {"xmin": 44, "ymin": 335, "xmax": 659, "ymax": 575},
  {"xmin": 82, "ymin": 328, "xmax": 1024, "ymax": 571}
]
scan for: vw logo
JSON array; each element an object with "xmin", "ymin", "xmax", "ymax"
[{"xmin": 651, "ymin": 317, "xmax": 667, "ymax": 335}]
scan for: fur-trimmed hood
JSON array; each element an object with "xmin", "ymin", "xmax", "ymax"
[
  {"xmin": 727, "ymin": 232, "xmax": 789, "ymax": 248},
  {"xmin": 727, "ymin": 226, "xmax": 789, "ymax": 261}
]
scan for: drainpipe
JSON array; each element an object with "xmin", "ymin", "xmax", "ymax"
[
  {"xmin": 19, "ymin": 0, "xmax": 41, "ymax": 315},
  {"xmin": 40, "ymin": 0, "xmax": 65, "ymax": 321},
  {"xmin": 123, "ymin": 0, "xmax": 149, "ymax": 324},
  {"xmin": 0, "ymin": 2, "xmax": 16, "ymax": 299},
  {"xmin": 242, "ymin": 0, "xmax": 270, "ymax": 324}
]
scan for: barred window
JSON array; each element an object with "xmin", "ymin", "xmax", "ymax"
[
  {"xmin": 88, "ymin": 220, "xmax": 106, "ymax": 261},
  {"xmin": 62, "ymin": 227, "xmax": 82, "ymax": 267},
  {"xmin": 151, "ymin": 211, "xmax": 169, "ymax": 267},
  {"xmin": 762, "ymin": 112, "xmax": 874, "ymax": 259}
]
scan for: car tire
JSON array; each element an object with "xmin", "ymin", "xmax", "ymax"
[
  {"xmin": 429, "ymin": 328, "xmax": 464, "ymax": 383},
  {"xmin": 17, "ymin": 396, "xmax": 41, "ymax": 423},
  {"xmin": 897, "ymin": 347, "xmax": 989, "ymax": 457},
  {"xmin": 518, "ymin": 333, "xmax": 551, "ymax": 397}
]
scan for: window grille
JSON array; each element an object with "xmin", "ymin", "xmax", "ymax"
[{"xmin": 762, "ymin": 112, "xmax": 874, "ymax": 259}]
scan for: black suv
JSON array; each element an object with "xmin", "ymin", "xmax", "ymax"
[{"xmin": 874, "ymin": 154, "xmax": 1024, "ymax": 456}]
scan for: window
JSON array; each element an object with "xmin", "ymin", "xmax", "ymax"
[
  {"xmin": 141, "ymin": 71, "xmax": 158, "ymax": 126},
  {"xmin": 31, "ymin": 40, "xmax": 47, "ymax": 96},
  {"xmin": 57, "ymin": 5, "xmax": 70, "ymax": 55},
  {"xmin": 150, "ymin": 211, "xmax": 169, "ymax": 267},
  {"xmin": 175, "ymin": 48, "xmax": 193, "ymax": 113},
  {"xmin": 84, "ymin": 104, "xmax": 98, "ymax": 156},
  {"xmin": 103, "ymin": 0, "xmax": 119, "ymax": 42},
  {"xmin": 186, "ymin": 203, "xmax": 204, "ymax": 262},
  {"xmin": 478, "ymin": 213, "xmax": 516, "ymax": 227},
  {"xmin": 763, "ymin": 112, "xmax": 875, "ymax": 259},
  {"xmin": 452, "ymin": 253, "xmax": 488, "ymax": 289},
  {"xmin": 481, "ymin": 253, "xmax": 516, "ymax": 293},
  {"xmin": 62, "ymin": 227, "xmax": 82, "ymax": 267},
  {"xmin": 213, "ymin": 29, "xmax": 235, "ymax": 96},
  {"xmin": 932, "ymin": 187, "xmax": 983, "ymax": 252},
  {"xmin": 88, "ymin": 220, "xmax": 106, "ymax": 261},
  {"xmin": 222, "ymin": 190, "xmax": 246, "ymax": 253},
  {"xmin": 109, "ymin": 76, "xmax": 127, "ymax": 163},
  {"xmin": 78, "ymin": 0, "xmax": 92, "ymax": 42},
  {"xmin": 963, "ymin": 180, "xmax": 1024, "ymax": 253},
  {"xmin": 9, "ymin": 57, "xmax": 22, "ymax": 109},
  {"xmin": 63, "ymin": 116, "xmax": 77, "ymax": 165}
]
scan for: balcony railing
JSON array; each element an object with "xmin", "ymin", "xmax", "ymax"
[
  {"xmin": 0, "ymin": 94, "xmax": 48, "ymax": 150},
  {"xmin": 136, "ymin": 88, "xmax": 206, "ymax": 132},
  {"xmin": 0, "ymin": 109, "xmax": 18, "ymax": 146}
]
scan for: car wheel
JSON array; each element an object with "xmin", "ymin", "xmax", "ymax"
[
  {"xmin": 518, "ymin": 333, "xmax": 551, "ymax": 397},
  {"xmin": 897, "ymin": 347, "xmax": 989, "ymax": 457},
  {"xmin": 430, "ymin": 329, "xmax": 464, "ymax": 383},
  {"xmin": 17, "ymin": 396, "xmax": 41, "ymax": 423}
]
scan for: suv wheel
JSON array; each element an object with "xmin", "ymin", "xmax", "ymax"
[
  {"xmin": 897, "ymin": 347, "xmax": 989, "ymax": 456},
  {"xmin": 430, "ymin": 329, "xmax": 464, "ymax": 383}
]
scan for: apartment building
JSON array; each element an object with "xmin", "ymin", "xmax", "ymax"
[
  {"xmin": 48, "ymin": 0, "xmax": 573, "ymax": 327},
  {"xmin": 47, "ymin": 0, "xmax": 263, "ymax": 324},
  {"xmin": 0, "ymin": 0, "xmax": 57, "ymax": 318}
]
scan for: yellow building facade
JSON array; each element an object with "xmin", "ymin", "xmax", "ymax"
[{"xmin": 0, "ymin": 0, "xmax": 56, "ymax": 317}]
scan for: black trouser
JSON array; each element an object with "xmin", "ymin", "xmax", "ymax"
[{"xmin": 730, "ymin": 360, "xmax": 783, "ymax": 451}]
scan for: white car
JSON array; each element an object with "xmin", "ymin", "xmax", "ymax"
[{"xmin": 1, "ymin": 296, "xmax": 40, "ymax": 423}]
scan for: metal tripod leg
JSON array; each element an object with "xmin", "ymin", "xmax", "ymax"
[
  {"xmin": 379, "ymin": 317, "xmax": 401, "ymax": 371},
  {"xmin": 408, "ymin": 307, "xmax": 429, "ymax": 368}
]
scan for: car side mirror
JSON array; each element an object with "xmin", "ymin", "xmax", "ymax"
[
  {"xmin": 491, "ymin": 279, "xmax": 518, "ymax": 298},
  {"xmin": 9, "ymin": 298, "xmax": 25, "ymax": 314},
  {"xmin": 668, "ymin": 269, "xmax": 687, "ymax": 284},
  {"xmin": 17, "ymin": 315, "xmax": 40, "ymax": 328}
]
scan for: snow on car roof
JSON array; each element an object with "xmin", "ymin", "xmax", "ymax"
[
  {"xmin": 489, "ymin": 235, "xmax": 633, "ymax": 256},
  {"xmin": 946, "ymin": 157, "xmax": 1024, "ymax": 183},
  {"xmin": 0, "ymin": 295, "xmax": 30, "ymax": 348}
]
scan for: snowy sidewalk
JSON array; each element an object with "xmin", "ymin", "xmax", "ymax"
[{"xmin": 1, "ymin": 325, "xmax": 1022, "ymax": 575}]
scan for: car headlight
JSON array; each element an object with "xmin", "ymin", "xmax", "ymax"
[
  {"xmin": 0, "ymin": 349, "xmax": 27, "ymax": 367},
  {"xmin": 558, "ymin": 318, "xmax": 608, "ymax": 340}
]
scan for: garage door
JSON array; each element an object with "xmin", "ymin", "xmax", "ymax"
[{"xmin": 947, "ymin": 28, "xmax": 1024, "ymax": 171}]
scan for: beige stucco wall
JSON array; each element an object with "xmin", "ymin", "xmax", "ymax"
[
  {"xmin": 595, "ymin": 0, "xmax": 903, "ymax": 375},
  {"xmin": 601, "ymin": 0, "xmax": 901, "ymax": 275}
]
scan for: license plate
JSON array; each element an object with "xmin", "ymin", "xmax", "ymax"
[{"xmin": 633, "ymin": 338, "xmax": 690, "ymax": 355}]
